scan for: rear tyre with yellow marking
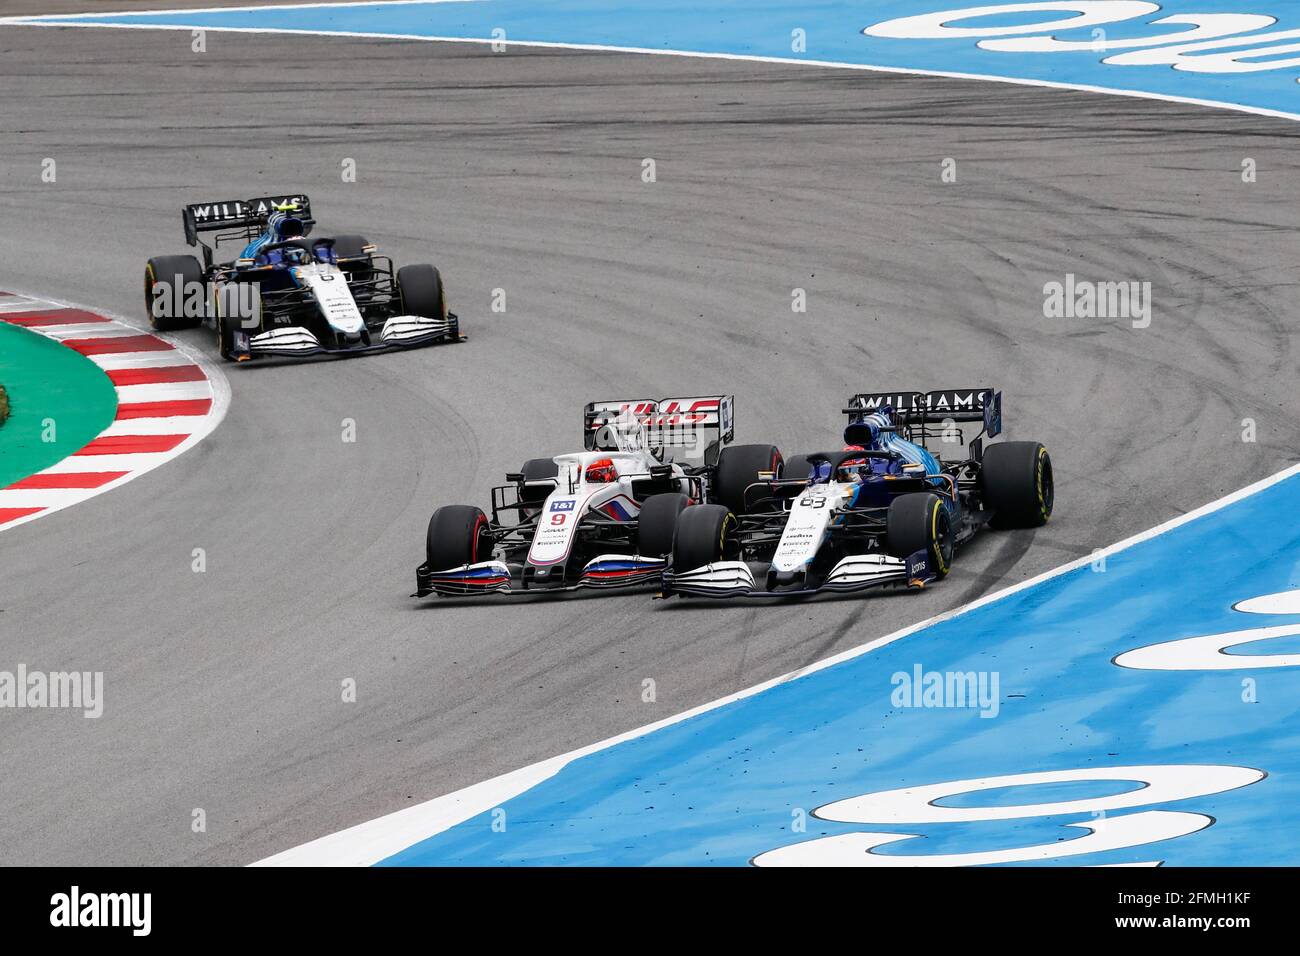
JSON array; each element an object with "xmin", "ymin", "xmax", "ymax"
[
  {"xmin": 886, "ymin": 492, "xmax": 953, "ymax": 579},
  {"xmin": 981, "ymin": 441, "xmax": 1054, "ymax": 529},
  {"xmin": 144, "ymin": 254, "xmax": 203, "ymax": 331}
]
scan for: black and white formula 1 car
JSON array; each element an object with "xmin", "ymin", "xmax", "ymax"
[
  {"xmin": 661, "ymin": 388, "xmax": 1054, "ymax": 598},
  {"xmin": 415, "ymin": 396, "xmax": 784, "ymax": 597},
  {"xmin": 143, "ymin": 193, "xmax": 461, "ymax": 361}
]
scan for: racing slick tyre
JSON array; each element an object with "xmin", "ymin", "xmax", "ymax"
[
  {"xmin": 980, "ymin": 441, "xmax": 1054, "ymax": 529},
  {"xmin": 638, "ymin": 493, "xmax": 689, "ymax": 559},
  {"xmin": 332, "ymin": 234, "xmax": 374, "ymax": 282},
  {"xmin": 331, "ymin": 234, "xmax": 371, "ymax": 261},
  {"xmin": 715, "ymin": 444, "xmax": 783, "ymax": 514},
  {"xmin": 214, "ymin": 283, "xmax": 261, "ymax": 361},
  {"xmin": 396, "ymin": 264, "xmax": 447, "ymax": 320},
  {"xmin": 216, "ymin": 311, "xmax": 241, "ymax": 362},
  {"xmin": 886, "ymin": 492, "xmax": 953, "ymax": 580},
  {"xmin": 777, "ymin": 453, "xmax": 823, "ymax": 493},
  {"xmin": 518, "ymin": 457, "xmax": 559, "ymax": 510},
  {"xmin": 144, "ymin": 255, "xmax": 204, "ymax": 331},
  {"xmin": 672, "ymin": 504, "xmax": 739, "ymax": 571},
  {"xmin": 520, "ymin": 456, "xmax": 559, "ymax": 483},
  {"xmin": 426, "ymin": 505, "xmax": 495, "ymax": 570}
]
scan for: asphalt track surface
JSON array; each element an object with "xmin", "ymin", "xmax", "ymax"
[{"xmin": 1, "ymin": 22, "xmax": 1299, "ymax": 866}]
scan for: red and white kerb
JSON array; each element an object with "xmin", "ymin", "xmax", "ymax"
[{"xmin": 0, "ymin": 291, "xmax": 226, "ymax": 531}]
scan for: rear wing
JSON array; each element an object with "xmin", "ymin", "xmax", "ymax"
[
  {"xmin": 583, "ymin": 395, "xmax": 735, "ymax": 467},
  {"xmin": 182, "ymin": 193, "xmax": 313, "ymax": 247},
  {"xmin": 845, "ymin": 388, "xmax": 1003, "ymax": 451}
]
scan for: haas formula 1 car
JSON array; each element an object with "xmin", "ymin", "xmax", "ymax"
[
  {"xmin": 661, "ymin": 388, "xmax": 1054, "ymax": 598},
  {"xmin": 415, "ymin": 396, "xmax": 783, "ymax": 597},
  {"xmin": 144, "ymin": 193, "xmax": 461, "ymax": 361}
]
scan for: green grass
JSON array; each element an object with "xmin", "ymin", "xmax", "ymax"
[{"xmin": 0, "ymin": 323, "xmax": 118, "ymax": 487}]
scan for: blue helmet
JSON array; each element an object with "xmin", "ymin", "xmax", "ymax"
[
  {"xmin": 844, "ymin": 409, "xmax": 891, "ymax": 449},
  {"xmin": 267, "ymin": 209, "xmax": 306, "ymax": 241}
]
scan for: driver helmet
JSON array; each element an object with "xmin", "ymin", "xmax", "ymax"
[
  {"xmin": 839, "ymin": 444, "xmax": 871, "ymax": 482},
  {"xmin": 268, "ymin": 210, "xmax": 306, "ymax": 241},
  {"xmin": 843, "ymin": 416, "xmax": 883, "ymax": 449},
  {"xmin": 269, "ymin": 245, "xmax": 310, "ymax": 266},
  {"xmin": 585, "ymin": 457, "xmax": 617, "ymax": 483}
]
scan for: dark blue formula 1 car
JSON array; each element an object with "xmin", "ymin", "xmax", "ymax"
[
  {"xmin": 661, "ymin": 388, "xmax": 1054, "ymax": 597},
  {"xmin": 143, "ymin": 193, "xmax": 462, "ymax": 361}
]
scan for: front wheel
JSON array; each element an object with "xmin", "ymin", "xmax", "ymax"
[
  {"xmin": 672, "ymin": 504, "xmax": 739, "ymax": 571},
  {"xmin": 396, "ymin": 264, "xmax": 447, "ymax": 320},
  {"xmin": 886, "ymin": 492, "xmax": 953, "ymax": 579},
  {"xmin": 214, "ymin": 283, "xmax": 259, "ymax": 361},
  {"xmin": 426, "ymin": 505, "xmax": 494, "ymax": 570},
  {"xmin": 980, "ymin": 441, "xmax": 1054, "ymax": 528}
]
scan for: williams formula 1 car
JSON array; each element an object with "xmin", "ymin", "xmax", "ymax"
[
  {"xmin": 144, "ymin": 193, "xmax": 461, "ymax": 361},
  {"xmin": 415, "ymin": 396, "xmax": 784, "ymax": 597},
  {"xmin": 661, "ymin": 388, "xmax": 1054, "ymax": 598}
]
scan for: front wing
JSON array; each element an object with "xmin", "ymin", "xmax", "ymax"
[
  {"xmin": 661, "ymin": 550, "xmax": 934, "ymax": 598},
  {"xmin": 415, "ymin": 554, "xmax": 666, "ymax": 598},
  {"xmin": 234, "ymin": 313, "xmax": 462, "ymax": 360}
]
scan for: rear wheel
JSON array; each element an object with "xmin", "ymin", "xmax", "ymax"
[
  {"xmin": 520, "ymin": 457, "xmax": 559, "ymax": 482},
  {"xmin": 886, "ymin": 492, "xmax": 953, "ymax": 579},
  {"xmin": 517, "ymin": 457, "xmax": 559, "ymax": 512},
  {"xmin": 638, "ymin": 493, "xmax": 689, "ymax": 558},
  {"xmin": 426, "ymin": 505, "xmax": 494, "ymax": 570},
  {"xmin": 144, "ymin": 255, "xmax": 203, "ymax": 331},
  {"xmin": 331, "ymin": 234, "xmax": 371, "ymax": 261},
  {"xmin": 779, "ymin": 452, "xmax": 824, "ymax": 486},
  {"xmin": 980, "ymin": 441, "xmax": 1053, "ymax": 528},
  {"xmin": 672, "ymin": 504, "xmax": 739, "ymax": 571},
  {"xmin": 332, "ymin": 234, "xmax": 374, "ymax": 287},
  {"xmin": 714, "ymin": 443, "xmax": 783, "ymax": 514},
  {"xmin": 396, "ymin": 264, "xmax": 446, "ymax": 320}
]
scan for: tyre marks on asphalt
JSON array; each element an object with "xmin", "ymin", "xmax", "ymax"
[{"xmin": 0, "ymin": 293, "xmax": 224, "ymax": 530}]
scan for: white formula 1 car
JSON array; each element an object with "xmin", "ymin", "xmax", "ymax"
[
  {"xmin": 661, "ymin": 388, "xmax": 1053, "ymax": 598},
  {"xmin": 144, "ymin": 193, "xmax": 461, "ymax": 361}
]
